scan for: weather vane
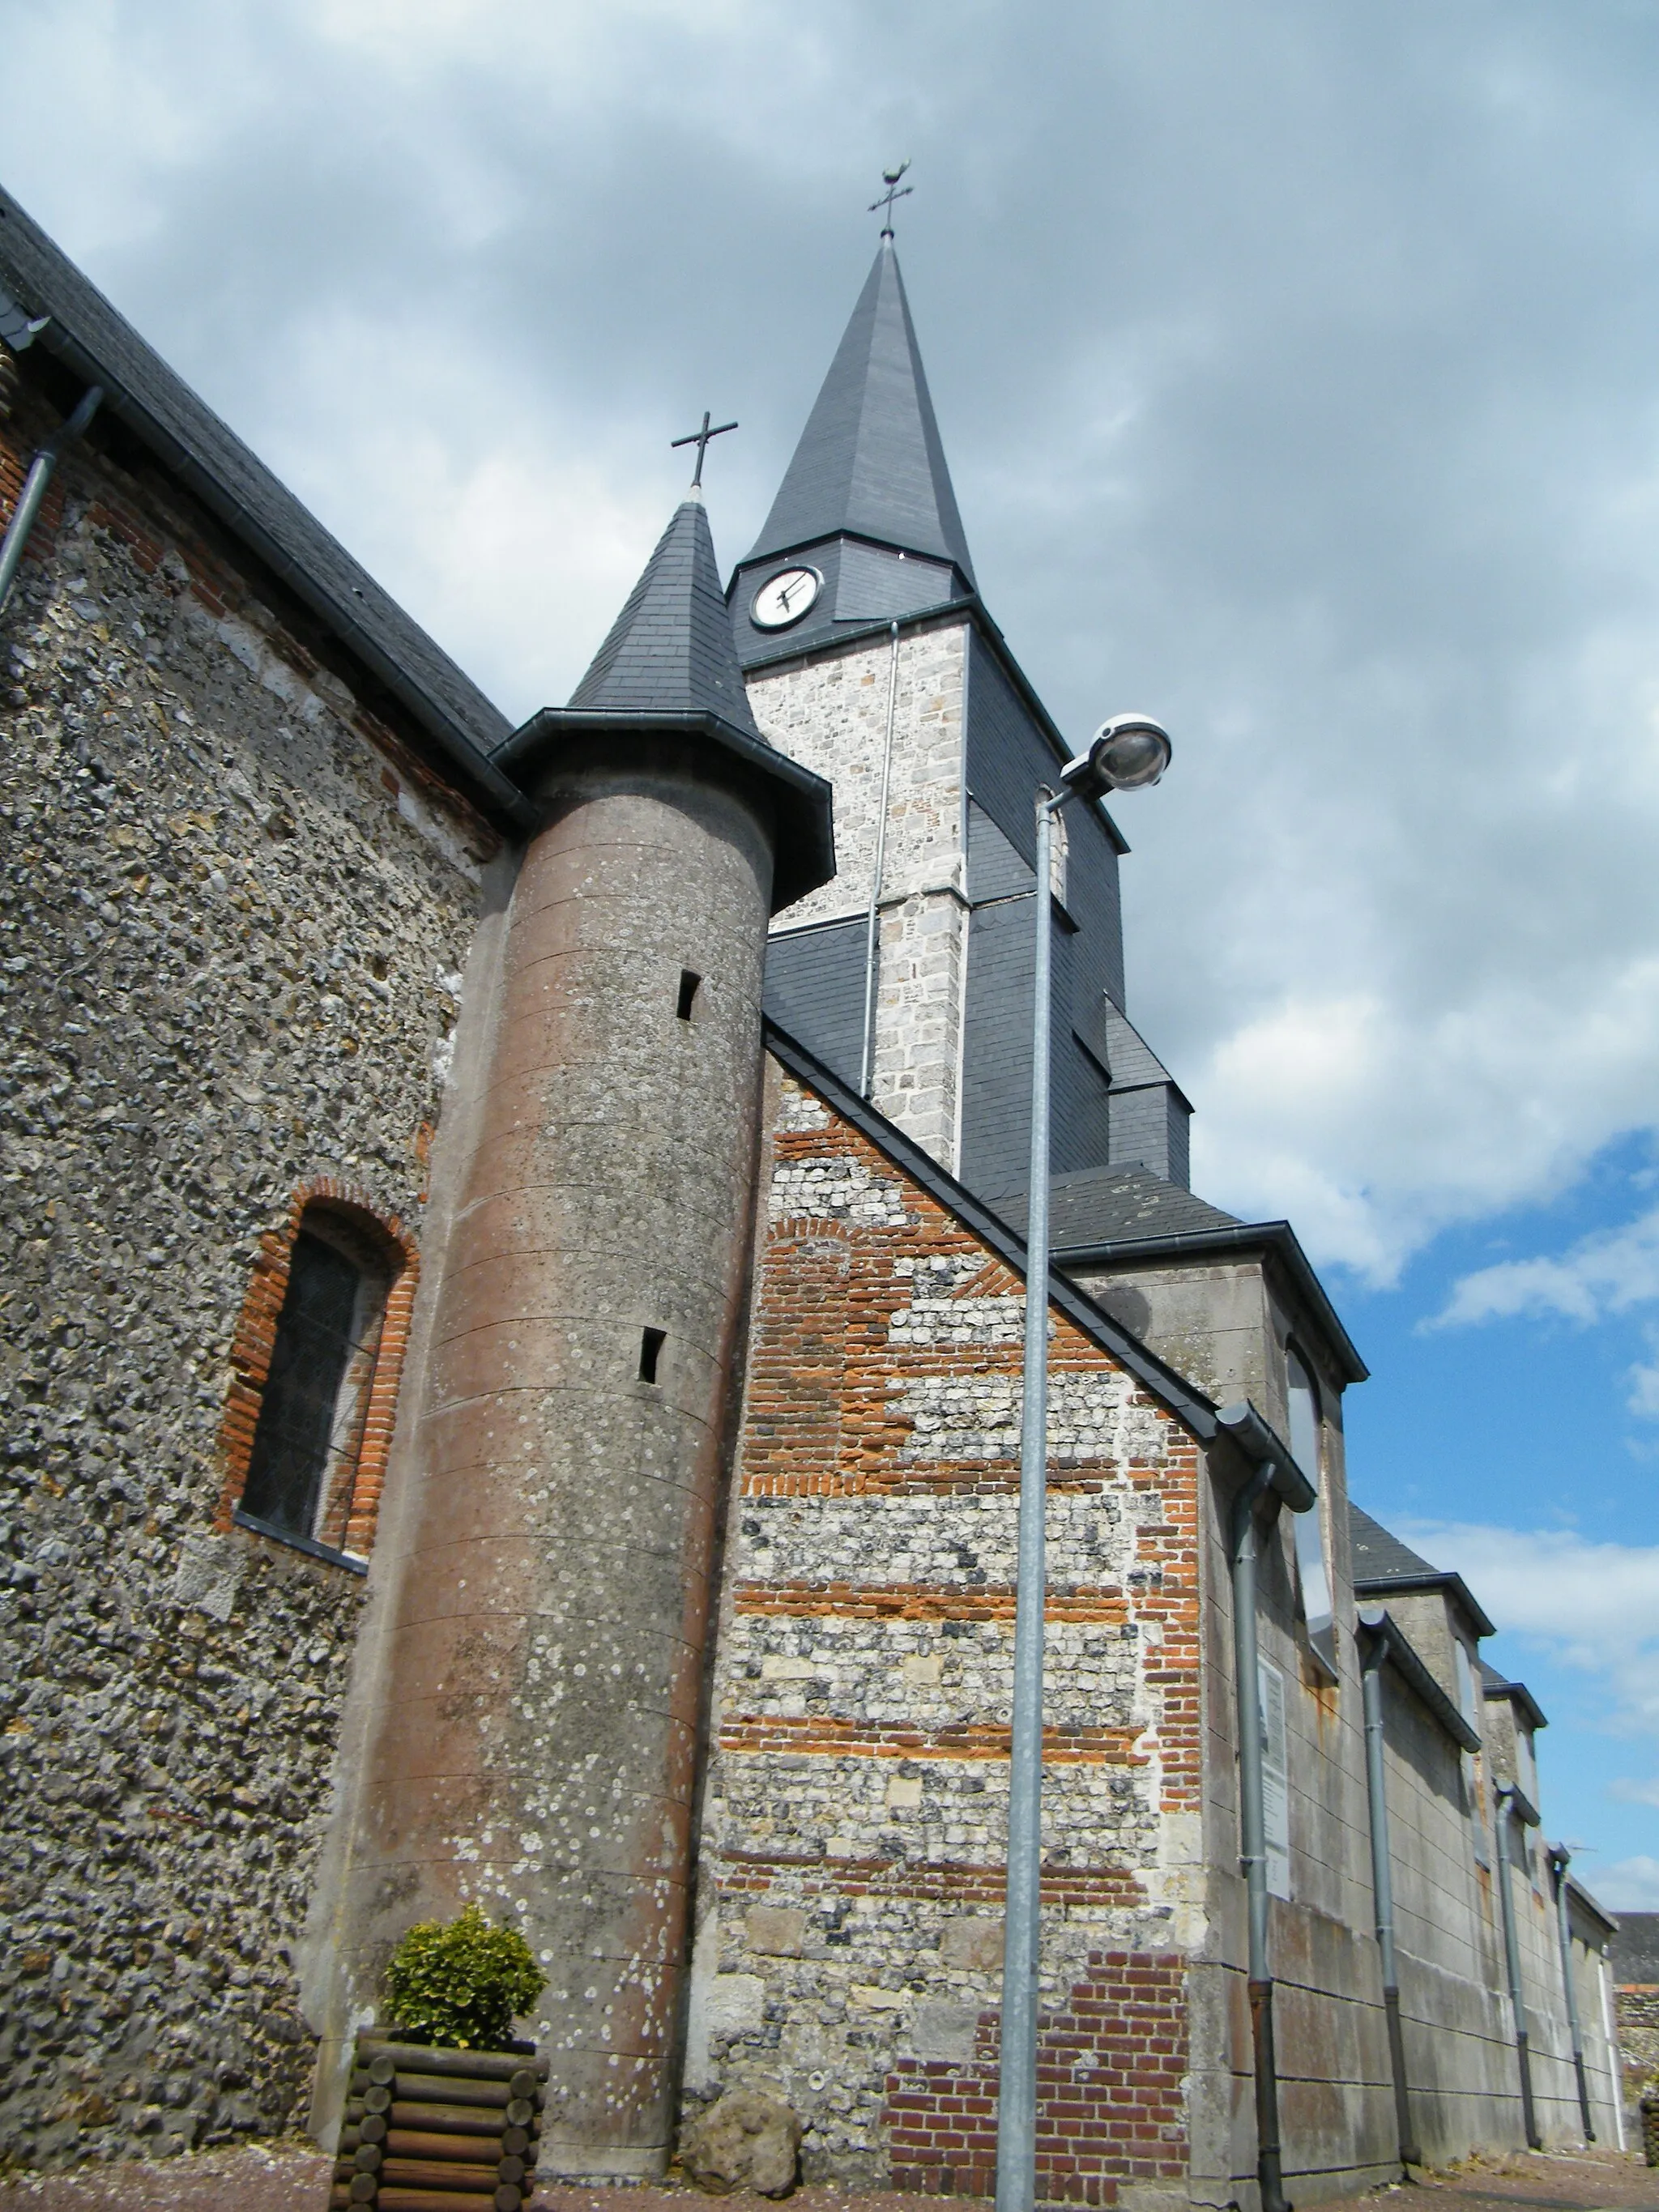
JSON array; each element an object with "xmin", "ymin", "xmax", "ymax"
[
  {"xmin": 670, "ymin": 410, "xmax": 738, "ymax": 489},
  {"xmin": 869, "ymin": 160, "xmax": 913, "ymax": 238}
]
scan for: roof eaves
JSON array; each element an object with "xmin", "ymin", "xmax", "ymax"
[
  {"xmin": 498, "ymin": 707, "xmax": 835, "ymax": 914},
  {"xmin": 1485, "ymin": 1674, "xmax": 1549, "ymax": 1733},
  {"xmin": 763, "ymin": 1016, "xmax": 1219, "ymax": 1440},
  {"xmin": 1565, "ymin": 1873, "xmax": 1618, "ymax": 1937},
  {"xmin": 0, "ymin": 187, "xmax": 533, "ymax": 835},
  {"xmin": 1052, "ymin": 1219, "xmax": 1368, "ymax": 1385},
  {"xmin": 1358, "ymin": 1606, "xmax": 1482, "ymax": 1752},
  {"xmin": 1351, "ymin": 1566, "xmax": 1497, "ymax": 1641}
]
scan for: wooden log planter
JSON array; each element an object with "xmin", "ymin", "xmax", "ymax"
[{"xmin": 331, "ymin": 2035, "xmax": 549, "ymax": 2212}]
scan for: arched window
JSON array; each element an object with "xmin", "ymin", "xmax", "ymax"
[
  {"xmin": 220, "ymin": 1185, "xmax": 417, "ymax": 1566},
  {"xmin": 1286, "ymin": 1348, "xmax": 1337, "ymax": 1678}
]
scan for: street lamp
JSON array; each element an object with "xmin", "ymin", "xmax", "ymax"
[{"xmin": 996, "ymin": 714, "xmax": 1172, "ymax": 2212}]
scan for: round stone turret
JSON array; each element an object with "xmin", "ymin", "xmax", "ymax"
[{"xmin": 314, "ymin": 497, "xmax": 831, "ymax": 2178}]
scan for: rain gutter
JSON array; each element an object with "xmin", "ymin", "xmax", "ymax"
[{"xmin": 1216, "ymin": 1400, "xmax": 1316, "ymax": 2212}]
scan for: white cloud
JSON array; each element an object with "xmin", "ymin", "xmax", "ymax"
[
  {"xmin": 1432, "ymin": 1207, "xmax": 1659, "ymax": 1417},
  {"xmin": 1628, "ymin": 1333, "xmax": 1659, "ymax": 1420},
  {"xmin": 1434, "ymin": 1204, "xmax": 1659, "ymax": 1329},
  {"xmin": 1400, "ymin": 1521, "xmax": 1659, "ymax": 1743},
  {"xmin": 1610, "ymin": 1777, "xmax": 1659, "ymax": 1810},
  {"xmin": 11, "ymin": 1, "xmax": 1659, "ymax": 1287},
  {"xmin": 253, "ymin": 305, "xmax": 672, "ymax": 718},
  {"xmin": 1595, "ymin": 1854, "xmax": 1659, "ymax": 1911}
]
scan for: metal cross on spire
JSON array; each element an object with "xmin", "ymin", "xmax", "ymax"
[
  {"xmin": 869, "ymin": 160, "xmax": 913, "ymax": 238},
  {"xmin": 671, "ymin": 410, "xmax": 738, "ymax": 488}
]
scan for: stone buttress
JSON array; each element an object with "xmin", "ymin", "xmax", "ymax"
[{"xmin": 313, "ymin": 494, "xmax": 833, "ymax": 2177}]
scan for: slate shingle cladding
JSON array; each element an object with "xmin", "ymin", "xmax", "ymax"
[
  {"xmin": 1611, "ymin": 1912, "xmax": 1659, "ymax": 1983},
  {"xmin": 992, "ymin": 1163, "xmax": 1241, "ymax": 1250},
  {"xmin": 1347, "ymin": 1504, "xmax": 1441, "ymax": 1585},
  {"xmin": 570, "ymin": 493, "xmax": 766, "ymax": 740},
  {"xmin": 743, "ymin": 241, "xmax": 975, "ymax": 585}
]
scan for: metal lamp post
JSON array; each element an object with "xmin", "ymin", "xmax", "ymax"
[{"xmin": 996, "ymin": 714, "xmax": 1173, "ymax": 2212}]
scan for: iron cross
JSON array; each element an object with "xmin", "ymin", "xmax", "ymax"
[
  {"xmin": 671, "ymin": 410, "xmax": 738, "ymax": 488},
  {"xmin": 868, "ymin": 160, "xmax": 913, "ymax": 235}
]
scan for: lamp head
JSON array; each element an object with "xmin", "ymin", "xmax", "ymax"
[{"xmin": 1060, "ymin": 714, "xmax": 1172, "ymax": 803}]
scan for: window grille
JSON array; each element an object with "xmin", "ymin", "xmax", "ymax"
[{"xmin": 240, "ymin": 1221, "xmax": 389, "ymax": 1550}]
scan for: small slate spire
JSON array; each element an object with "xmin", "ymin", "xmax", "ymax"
[
  {"xmin": 570, "ymin": 492, "xmax": 766, "ymax": 741},
  {"xmin": 745, "ymin": 241, "xmax": 974, "ymax": 586}
]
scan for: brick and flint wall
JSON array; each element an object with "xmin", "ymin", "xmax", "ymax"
[
  {"xmin": 684, "ymin": 1064, "xmax": 1204, "ymax": 2200},
  {"xmin": 0, "ymin": 374, "xmax": 488, "ymax": 2168}
]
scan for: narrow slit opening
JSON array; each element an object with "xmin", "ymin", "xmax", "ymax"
[
  {"xmin": 676, "ymin": 969, "xmax": 701, "ymax": 1021},
  {"xmin": 638, "ymin": 1327, "xmax": 666, "ymax": 1384}
]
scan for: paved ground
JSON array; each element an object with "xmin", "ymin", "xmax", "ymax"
[
  {"xmin": 1397, "ymin": 2146, "xmax": 1659, "ymax": 2212},
  {"xmin": 0, "ymin": 2138, "xmax": 1653, "ymax": 2211}
]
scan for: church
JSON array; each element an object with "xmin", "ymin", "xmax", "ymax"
[{"xmin": 0, "ymin": 179, "xmax": 1627, "ymax": 2201}]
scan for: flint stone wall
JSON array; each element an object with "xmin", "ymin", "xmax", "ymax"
[{"xmin": 0, "ymin": 398, "xmax": 487, "ymax": 2170}]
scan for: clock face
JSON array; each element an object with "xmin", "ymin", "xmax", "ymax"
[{"xmin": 751, "ymin": 566, "xmax": 822, "ymax": 630}]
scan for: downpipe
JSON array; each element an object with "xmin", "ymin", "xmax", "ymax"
[
  {"xmin": 1214, "ymin": 1402, "xmax": 1316, "ymax": 2212},
  {"xmin": 1546, "ymin": 1845, "xmax": 1595, "ymax": 2142},
  {"xmin": 1358, "ymin": 1620, "xmax": 1422, "ymax": 2169},
  {"xmin": 1230, "ymin": 1458, "xmax": 1290, "ymax": 2212},
  {"xmin": 1495, "ymin": 1784, "xmax": 1541, "ymax": 2150},
  {"xmin": 858, "ymin": 620, "xmax": 902, "ymax": 1099},
  {"xmin": 0, "ymin": 381, "xmax": 103, "ymax": 620}
]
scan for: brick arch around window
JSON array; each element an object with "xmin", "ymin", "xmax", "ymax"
[{"xmin": 215, "ymin": 1177, "xmax": 419, "ymax": 1562}]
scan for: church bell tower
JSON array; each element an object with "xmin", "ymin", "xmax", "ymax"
[{"xmin": 739, "ymin": 230, "xmax": 1192, "ymax": 1201}]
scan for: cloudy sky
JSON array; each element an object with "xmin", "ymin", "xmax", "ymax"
[{"xmin": 9, "ymin": 0, "xmax": 1659, "ymax": 1900}]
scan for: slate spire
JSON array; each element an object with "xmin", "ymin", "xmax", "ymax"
[
  {"xmin": 746, "ymin": 239, "xmax": 975, "ymax": 586},
  {"xmin": 570, "ymin": 489, "xmax": 766, "ymax": 741}
]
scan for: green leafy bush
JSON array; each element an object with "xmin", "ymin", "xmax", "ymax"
[{"xmin": 382, "ymin": 1902, "xmax": 544, "ymax": 2052}]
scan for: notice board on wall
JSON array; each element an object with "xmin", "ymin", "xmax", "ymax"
[{"xmin": 1259, "ymin": 1659, "xmax": 1292, "ymax": 1901}]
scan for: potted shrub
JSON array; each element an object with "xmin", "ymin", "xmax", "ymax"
[
  {"xmin": 331, "ymin": 1903, "xmax": 549, "ymax": 2211},
  {"xmin": 383, "ymin": 1901, "xmax": 544, "ymax": 2052}
]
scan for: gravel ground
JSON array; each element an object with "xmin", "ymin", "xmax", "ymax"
[{"xmin": 0, "ymin": 2138, "xmax": 1653, "ymax": 2211}]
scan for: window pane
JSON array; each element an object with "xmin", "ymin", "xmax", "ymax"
[
  {"xmin": 1286, "ymin": 1350, "xmax": 1336, "ymax": 1673},
  {"xmin": 242, "ymin": 1230, "xmax": 364, "ymax": 1538}
]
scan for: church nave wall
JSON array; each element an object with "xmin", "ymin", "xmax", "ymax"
[{"xmin": 0, "ymin": 394, "xmax": 487, "ymax": 2172}]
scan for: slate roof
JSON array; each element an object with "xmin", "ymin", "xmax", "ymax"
[
  {"xmin": 1349, "ymin": 1505, "xmax": 1439, "ymax": 1583},
  {"xmin": 1611, "ymin": 1912, "xmax": 1659, "ymax": 1982},
  {"xmin": 0, "ymin": 183, "xmax": 527, "ymax": 825},
  {"xmin": 993, "ymin": 1163, "xmax": 1240, "ymax": 1248},
  {"xmin": 570, "ymin": 493, "xmax": 765, "ymax": 742},
  {"xmin": 495, "ymin": 494, "xmax": 835, "ymax": 913},
  {"xmin": 745, "ymin": 240, "xmax": 975, "ymax": 585},
  {"xmin": 1349, "ymin": 1503, "xmax": 1496, "ymax": 1637}
]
